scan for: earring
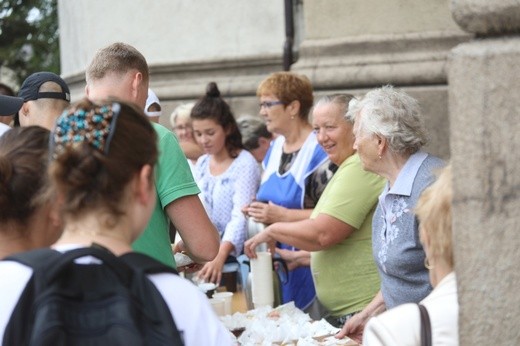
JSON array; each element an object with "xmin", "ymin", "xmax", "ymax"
[
  {"xmin": 291, "ymin": 116, "xmax": 295, "ymax": 120},
  {"xmin": 424, "ymin": 257, "xmax": 434, "ymax": 270},
  {"xmin": 378, "ymin": 155, "xmax": 382, "ymax": 159}
]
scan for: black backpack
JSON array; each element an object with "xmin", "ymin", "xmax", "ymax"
[{"xmin": 2, "ymin": 246, "xmax": 184, "ymax": 346}]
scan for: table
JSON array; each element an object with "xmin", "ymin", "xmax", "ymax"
[{"xmin": 231, "ymin": 289, "xmax": 248, "ymax": 313}]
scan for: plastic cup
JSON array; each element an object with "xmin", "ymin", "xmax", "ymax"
[
  {"xmin": 209, "ymin": 298, "xmax": 226, "ymax": 316},
  {"xmin": 213, "ymin": 291, "xmax": 233, "ymax": 315}
]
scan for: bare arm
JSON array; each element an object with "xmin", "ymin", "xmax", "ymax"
[
  {"xmin": 244, "ymin": 213, "xmax": 355, "ymax": 257},
  {"xmin": 335, "ymin": 291, "xmax": 386, "ymax": 342},
  {"xmin": 275, "ymin": 248, "xmax": 311, "ymax": 270},
  {"xmin": 166, "ymin": 195, "xmax": 220, "ymax": 263},
  {"xmin": 245, "ymin": 201, "xmax": 312, "ymax": 224}
]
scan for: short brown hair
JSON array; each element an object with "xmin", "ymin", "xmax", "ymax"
[
  {"xmin": 50, "ymin": 98, "xmax": 157, "ymax": 223},
  {"xmin": 0, "ymin": 126, "xmax": 50, "ymax": 225},
  {"xmin": 86, "ymin": 42, "xmax": 149, "ymax": 84},
  {"xmin": 257, "ymin": 72, "xmax": 314, "ymax": 120}
]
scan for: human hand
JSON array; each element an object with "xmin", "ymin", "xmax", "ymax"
[
  {"xmin": 172, "ymin": 241, "xmax": 185, "ymax": 254},
  {"xmin": 275, "ymin": 248, "xmax": 309, "ymax": 270},
  {"xmin": 244, "ymin": 229, "xmax": 275, "ymax": 259},
  {"xmin": 335, "ymin": 311, "xmax": 368, "ymax": 343},
  {"xmin": 173, "ymin": 246, "xmax": 205, "ymax": 273},
  {"xmin": 196, "ymin": 258, "xmax": 225, "ymax": 285},
  {"xmin": 246, "ymin": 201, "xmax": 285, "ymax": 224}
]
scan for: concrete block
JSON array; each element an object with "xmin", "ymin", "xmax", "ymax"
[{"xmin": 451, "ymin": 0, "xmax": 520, "ymax": 35}]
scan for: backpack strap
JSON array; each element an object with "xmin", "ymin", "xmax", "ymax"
[
  {"xmin": 4, "ymin": 248, "xmax": 63, "ymax": 271},
  {"xmin": 5, "ymin": 247, "xmax": 134, "ymax": 292},
  {"xmin": 418, "ymin": 303, "xmax": 432, "ymax": 346}
]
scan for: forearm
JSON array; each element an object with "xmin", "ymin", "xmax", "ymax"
[
  {"xmin": 166, "ymin": 195, "xmax": 220, "ymax": 262},
  {"xmin": 277, "ymin": 208, "xmax": 313, "ymax": 222},
  {"xmin": 293, "ymin": 250, "xmax": 311, "ymax": 267},
  {"xmin": 215, "ymin": 241, "xmax": 235, "ymax": 264},
  {"xmin": 358, "ymin": 291, "xmax": 386, "ymax": 319},
  {"xmin": 267, "ymin": 220, "xmax": 325, "ymax": 251}
]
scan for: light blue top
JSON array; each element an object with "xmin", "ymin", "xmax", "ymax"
[{"xmin": 372, "ymin": 151, "xmax": 445, "ymax": 309}]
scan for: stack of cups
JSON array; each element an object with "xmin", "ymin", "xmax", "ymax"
[
  {"xmin": 250, "ymin": 251, "xmax": 274, "ymax": 308},
  {"xmin": 247, "ymin": 218, "xmax": 268, "ymax": 252}
]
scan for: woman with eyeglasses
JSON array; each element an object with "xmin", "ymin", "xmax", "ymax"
[
  {"xmin": 243, "ymin": 72, "xmax": 334, "ymax": 316},
  {"xmin": 170, "ymin": 102, "xmax": 203, "ymax": 167}
]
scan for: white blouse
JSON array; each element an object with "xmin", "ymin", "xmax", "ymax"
[{"xmin": 196, "ymin": 150, "xmax": 261, "ymax": 256}]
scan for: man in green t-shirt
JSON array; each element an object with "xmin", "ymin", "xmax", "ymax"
[{"xmin": 86, "ymin": 42, "xmax": 219, "ymax": 267}]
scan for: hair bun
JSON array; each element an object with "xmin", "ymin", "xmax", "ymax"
[{"xmin": 206, "ymin": 82, "xmax": 221, "ymax": 98}]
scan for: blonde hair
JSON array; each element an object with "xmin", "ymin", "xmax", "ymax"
[
  {"xmin": 415, "ymin": 164, "xmax": 453, "ymax": 268},
  {"xmin": 169, "ymin": 102, "xmax": 195, "ymax": 129}
]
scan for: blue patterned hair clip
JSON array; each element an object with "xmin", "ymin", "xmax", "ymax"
[{"xmin": 50, "ymin": 102, "xmax": 121, "ymax": 158}]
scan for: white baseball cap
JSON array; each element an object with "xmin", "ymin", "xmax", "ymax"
[{"xmin": 145, "ymin": 88, "xmax": 162, "ymax": 118}]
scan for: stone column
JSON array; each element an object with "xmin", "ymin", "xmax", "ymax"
[{"xmin": 448, "ymin": 1, "xmax": 520, "ymax": 344}]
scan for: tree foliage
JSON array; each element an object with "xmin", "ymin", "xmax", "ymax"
[{"xmin": 0, "ymin": 0, "xmax": 60, "ymax": 86}]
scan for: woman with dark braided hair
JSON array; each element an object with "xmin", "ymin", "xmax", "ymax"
[{"xmin": 188, "ymin": 82, "xmax": 261, "ymax": 285}]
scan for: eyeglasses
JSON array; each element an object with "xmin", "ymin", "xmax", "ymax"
[
  {"xmin": 259, "ymin": 100, "xmax": 285, "ymax": 109},
  {"xmin": 174, "ymin": 125, "xmax": 193, "ymax": 132}
]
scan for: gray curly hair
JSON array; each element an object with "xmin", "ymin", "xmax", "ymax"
[{"xmin": 347, "ymin": 85, "xmax": 428, "ymax": 155}]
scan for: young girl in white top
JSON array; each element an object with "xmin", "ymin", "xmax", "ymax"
[{"xmin": 186, "ymin": 82, "xmax": 260, "ymax": 286}]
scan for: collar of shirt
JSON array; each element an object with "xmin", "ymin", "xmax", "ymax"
[{"xmin": 385, "ymin": 151, "xmax": 428, "ymax": 197}]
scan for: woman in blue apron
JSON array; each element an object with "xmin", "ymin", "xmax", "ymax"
[{"xmin": 245, "ymin": 72, "xmax": 334, "ymax": 314}]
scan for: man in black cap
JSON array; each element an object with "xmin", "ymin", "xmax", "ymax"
[
  {"xmin": 0, "ymin": 94, "xmax": 23, "ymax": 136},
  {"xmin": 15, "ymin": 72, "xmax": 71, "ymax": 130},
  {"xmin": 0, "ymin": 82, "xmax": 17, "ymax": 126}
]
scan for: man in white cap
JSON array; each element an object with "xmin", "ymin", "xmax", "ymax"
[{"xmin": 145, "ymin": 88, "xmax": 161, "ymax": 123}]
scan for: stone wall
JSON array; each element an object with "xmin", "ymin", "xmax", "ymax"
[
  {"xmin": 448, "ymin": 0, "xmax": 520, "ymax": 343},
  {"xmin": 57, "ymin": 0, "xmax": 468, "ymax": 159}
]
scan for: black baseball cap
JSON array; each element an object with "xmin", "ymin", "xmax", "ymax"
[
  {"xmin": 18, "ymin": 72, "xmax": 71, "ymax": 102},
  {"xmin": 0, "ymin": 94, "xmax": 24, "ymax": 116}
]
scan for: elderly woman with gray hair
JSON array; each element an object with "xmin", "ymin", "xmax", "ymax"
[
  {"xmin": 336, "ymin": 85, "xmax": 445, "ymax": 343},
  {"xmin": 363, "ymin": 164, "xmax": 458, "ymax": 345}
]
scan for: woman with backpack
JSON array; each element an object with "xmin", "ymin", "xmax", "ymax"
[{"xmin": 0, "ymin": 99, "xmax": 233, "ymax": 345}]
